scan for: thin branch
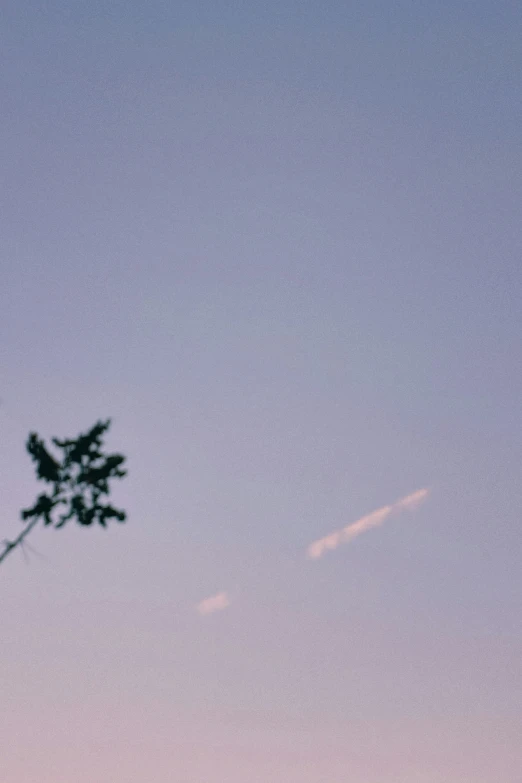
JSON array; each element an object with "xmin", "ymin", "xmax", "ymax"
[
  {"xmin": 20, "ymin": 537, "xmax": 52, "ymax": 564},
  {"xmin": 20, "ymin": 539, "xmax": 29, "ymax": 565},
  {"xmin": 0, "ymin": 517, "xmax": 41, "ymax": 566}
]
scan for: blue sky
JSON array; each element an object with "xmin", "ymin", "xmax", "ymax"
[{"xmin": 1, "ymin": 2, "xmax": 521, "ymax": 781}]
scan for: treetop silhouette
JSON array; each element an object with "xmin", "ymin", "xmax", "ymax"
[{"xmin": 1, "ymin": 419, "xmax": 127, "ymax": 566}]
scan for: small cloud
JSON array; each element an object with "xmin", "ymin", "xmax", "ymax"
[
  {"xmin": 307, "ymin": 487, "xmax": 430, "ymax": 560},
  {"xmin": 307, "ymin": 505, "xmax": 393, "ymax": 560},
  {"xmin": 196, "ymin": 591, "xmax": 230, "ymax": 615}
]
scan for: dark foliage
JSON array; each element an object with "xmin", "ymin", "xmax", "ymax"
[{"xmin": 21, "ymin": 419, "xmax": 127, "ymax": 529}]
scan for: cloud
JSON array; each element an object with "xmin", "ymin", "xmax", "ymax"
[
  {"xmin": 307, "ymin": 488, "xmax": 430, "ymax": 560},
  {"xmin": 342, "ymin": 504, "xmax": 393, "ymax": 543},
  {"xmin": 307, "ymin": 531, "xmax": 343, "ymax": 560},
  {"xmin": 196, "ymin": 591, "xmax": 230, "ymax": 615},
  {"xmin": 393, "ymin": 487, "xmax": 430, "ymax": 511}
]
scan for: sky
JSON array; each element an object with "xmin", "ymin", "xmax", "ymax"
[{"xmin": 1, "ymin": 1, "xmax": 521, "ymax": 780}]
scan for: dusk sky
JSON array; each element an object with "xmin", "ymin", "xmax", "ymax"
[{"xmin": 1, "ymin": 2, "xmax": 521, "ymax": 781}]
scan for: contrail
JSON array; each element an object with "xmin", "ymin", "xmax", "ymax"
[
  {"xmin": 307, "ymin": 488, "xmax": 430, "ymax": 560},
  {"xmin": 393, "ymin": 487, "xmax": 430, "ymax": 511},
  {"xmin": 196, "ymin": 591, "xmax": 231, "ymax": 615}
]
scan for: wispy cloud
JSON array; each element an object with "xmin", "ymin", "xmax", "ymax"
[
  {"xmin": 392, "ymin": 487, "xmax": 430, "ymax": 512},
  {"xmin": 196, "ymin": 591, "xmax": 231, "ymax": 615},
  {"xmin": 307, "ymin": 488, "xmax": 430, "ymax": 560}
]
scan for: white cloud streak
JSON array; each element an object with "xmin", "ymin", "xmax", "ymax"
[
  {"xmin": 393, "ymin": 487, "xmax": 430, "ymax": 512},
  {"xmin": 196, "ymin": 591, "xmax": 231, "ymax": 615},
  {"xmin": 307, "ymin": 488, "xmax": 430, "ymax": 560}
]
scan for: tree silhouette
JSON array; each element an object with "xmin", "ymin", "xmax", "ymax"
[{"xmin": 0, "ymin": 419, "xmax": 127, "ymax": 566}]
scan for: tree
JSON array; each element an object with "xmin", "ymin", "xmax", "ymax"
[{"xmin": 0, "ymin": 419, "xmax": 127, "ymax": 566}]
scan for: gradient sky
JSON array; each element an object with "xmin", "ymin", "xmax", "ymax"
[{"xmin": 1, "ymin": 2, "xmax": 521, "ymax": 781}]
